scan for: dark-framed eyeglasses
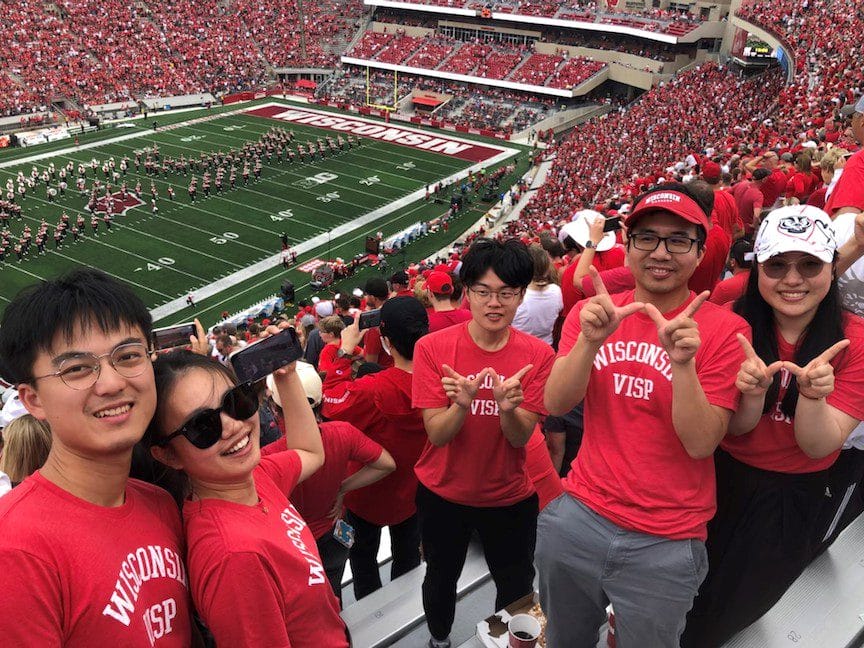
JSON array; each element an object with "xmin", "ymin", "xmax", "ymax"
[
  {"xmin": 630, "ymin": 233, "xmax": 699, "ymax": 255},
  {"xmin": 31, "ymin": 342, "xmax": 151, "ymax": 390},
  {"xmin": 154, "ymin": 382, "xmax": 259, "ymax": 450},
  {"xmin": 468, "ymin": 285, "xmax": 522, "ymax": 304}
]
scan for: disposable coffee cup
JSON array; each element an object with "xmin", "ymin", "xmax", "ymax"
[{"xmin": 508, "ymin": 613, "xmax": 541, "ymax": 648}]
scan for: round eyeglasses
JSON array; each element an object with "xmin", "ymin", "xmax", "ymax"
[
  {"xmin": 630, "ymin": 233, "xmax": 699, "ymax": 255},
  {"xmin": 31, "ymin": 342, "xmax": 151, "ymax": 390}
]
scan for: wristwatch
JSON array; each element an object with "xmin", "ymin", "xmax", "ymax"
[
  {"xmin": 584, "ymin": 240, "xmax": 596, "ymax": 249},
  {"xmin": 336, "ymin": 348, "xmax": 349, "ymax": 359}
]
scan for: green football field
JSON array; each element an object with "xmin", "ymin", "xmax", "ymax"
[{"xmin": 0, "ymin": 100, "xmax": 527, "ymax": 326}]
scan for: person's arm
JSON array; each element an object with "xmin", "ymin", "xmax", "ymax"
[
  {"xmin": 570, "ymin": 216, "xmax": 606, "ymax": 288},
  {"xmin": 786, "ymin": 340, "xmax": 856, "ymax": 458},
  {"xmin": 492, "ymin": 364, "xmax": 537, "ymax": 448},
  {"xmin": 835, "ymin": 212, "xmax": 864, "ymax": 276},
  {"xmin": 422, "ymin": 405, "xmax": 470, "ymax": 447},
  {"xmin": 728, "ymin": 334, "xmax": 783, "ymax": 435},
  {"xmin": 545, "ymin": 431, "xmax": 566, "ymax": 473},
  {"xmin": 545, "ymin": 268, "xmax": 644, "ymax": 415},
  {"xmin": 644, "ymin": 293, "xmax": 730, "ymax": 458},
  {"xmin": 329, "ymin": 448, "xmax": 395, "ymax": 519},
  {"xmin": 272, "ymin": 364, "xmax": 324, "ymax": 482}
]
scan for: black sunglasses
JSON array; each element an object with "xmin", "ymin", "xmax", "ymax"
[{"xmin": 155, "ymin": 382, "xmax": 259, "ymax": 450}]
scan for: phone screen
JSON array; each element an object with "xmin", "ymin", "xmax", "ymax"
[
  {"xmin": 603, "ymin": 216, "xmax": 622, "ymax": 232},
  {"xmin": 152, "ymin": 323, "xmax": 197, "ymax": 351},
  {"xmin": 358, "ymin": 309, "xmax": 381, "ymax": 330},
  {"xmin": 230, "ymin": 328, "xmax": 303, "ymax": 384}
]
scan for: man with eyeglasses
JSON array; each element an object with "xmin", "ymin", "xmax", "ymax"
[
  {"xmin": 411, "ymin": 238, "xmax": 555, "ymax": 648},
  {"xmin": 0, "ymin": 268, "xmax": 192, "ymax": 646},
  {"xmin": 538, "ymin": 185, "xmax": 749, "ymax": 647}
]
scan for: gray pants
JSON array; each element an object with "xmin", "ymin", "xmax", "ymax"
[{"xmin": 536, "ymin": 494, "xmax": 708, "ymax": 648}]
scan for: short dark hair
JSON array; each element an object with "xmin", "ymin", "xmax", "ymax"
[
  {"xmin": 730, "ymin": 238, "xmax": 754, "ymax": 269},
  {"xmin": 0, "ymin": 268, "xmax": 152, "ymax": 384},
  {"xmin": 364, "ymin": 277, "xmax": 389, "ymax": 300},
  {"xmin": 459, "ymin": 238, "xmax": 533, "ymax": 289}
]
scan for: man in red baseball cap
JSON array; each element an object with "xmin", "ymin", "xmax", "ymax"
[
  {"xmin": 425, "ymin": 271, "xmax": 472, "ymax": 333},
  {"xmin": 538, "ymin": 183, "xmax": 749, "ymax": 647}
]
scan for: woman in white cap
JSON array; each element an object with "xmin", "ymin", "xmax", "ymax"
[
  {"xmin": 143, "ymin": 351, "xmax": 350, "ymax": 647},
  {"xmin": 683, "ymin": 205, "xmax": 864, "ymax": 646}
]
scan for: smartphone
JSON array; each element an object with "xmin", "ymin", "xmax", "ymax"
[
  {"xmin": 152, "ymin": 322, "xmax": 197, "ymax": 351},
  {"xmin": 230, "ymin": 328, "xmax": 303, "ymax": 384},
  {"xmin": 603, "ymin": 216, "xmax": 622, "ymax": 232},
  {"xmin": 358, "ymin": 309, "xmax": 381, "ymax": 330}
]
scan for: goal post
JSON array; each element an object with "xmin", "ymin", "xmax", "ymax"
[{"xmin": 365, "ymin": 65, "xmax": 398, "ymax": 112}]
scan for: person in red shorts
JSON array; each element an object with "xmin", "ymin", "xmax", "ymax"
[
  {"xmin": 0, "ymin": 268, "xmax": 193, "ymax": 647},
  {"xmin": 412, "ymin": 238, "xmax": 555, "ymax": 648},
  {"xmin": 683, "ymin": 206, "xmax": 864, "ymax": 646},
  {"xmin": 322, "ymin": 296, "xmax": 430, "ymax": 600},
  {"xmin": 145, "ymin": 352, "xmax": 348, "ymax": 648},
  {"xmin": 539, "ymin": 186, "xmax": 748, "ymax": 648}
]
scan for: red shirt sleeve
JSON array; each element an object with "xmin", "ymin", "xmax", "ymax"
[
  {"xmin": 322, "ymin": 375, "xmax": 380, "ymax": 432},
  {"xmin": 0, "ymin": 550, "xmax": 63, "ymax": 647},
  {"xmin": 317, "ymin": 344, "xmax": 338, "ymax": 375},
  {"xmin": 826, "ymin": 154, "xmax": 864, "ymax": 215},
  {"xmin": 197, "ymin": 552, "xmax": 292, "ymax": 648},
  {"xmin": 258, "ymin": 449, "xmax": 302, "ymax": 496},
  {"xmin": 411, "ymin": 335, "xmax": 450, "ymax": 409},
  {"xmin": 348, "ymin": 422, "xmax": 385, "ymax": 464},
  {"xmin": 579, "ymin": 266, "xmax": 635, "ymax": 298}
]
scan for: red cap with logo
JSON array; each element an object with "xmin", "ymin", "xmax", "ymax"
[
  {"xmin": 624, "ymin": 190, "xmax": 710, "ymax": 232},
  {"xmin": 426, "ymin": 271, "xmax": 454, "ymax": 295}
]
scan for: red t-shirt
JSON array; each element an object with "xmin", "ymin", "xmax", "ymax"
[
  {"xmin": 825, "ymin": 150, "xmax": 864, "ymax": 215},
  {"xmin": 427, "ymin": 307, "xmax": 473, "ymax": 333},
  {"xmin": 322, "ymin": 365, "xmax": 427, "ymax": 525},
  {"xmin": 183, "ymin": 451, "xmax": 348, "ymax": 648},
  {"xmin": 0, "ymin": 473, "xmax": 191, "ymax": 647},
  {"xmin": 711, "ymin": 189, "xmax": 742, "ymax": 240},
  {"xmin": 579, "ymin": 265, "xmax": 635, "ymax": 299},
  {"xmin": 412, "ymin": 322, "xmax": 555, "ymax": 506},
  {"xmin": 561, "ymin": 246, "xmax": 626, "ymax": 316},
  {"xmin": 363, "ymin": 327, "xmax": 394, "ymax": 369},
  {"xmin": 732, "ymin": 181, "xmax": 763, "ymax": 232},
  {"xmin": 708, "ymin": 271, "xmax": 749, "ymax": 306},
  {"xmin": 525, "ymin": 427, "xmax": 563, "ymax": 511},
  {"xmin": 688, "ymin": 224, "xmax": 731, "ymax": 294},
  {"xmin": 722, "ymin": 315, "xmax": 864, "ymax": 473},
  {"xmin": 760, "ymin": 168, "xmax": 788, "ymax": 208},
  {"xmin": 264, "ymin": 423, "xmax": 383, "ymax": 539},
  {"xmin": 559, "ymin": 291, "xmax": 748, "ymax": 540},
  {"xmin": 807, "ymin": 186, "xmax": 829, "ymax": 210},
  {"xmin": 318, "ymin": 343, "xmax": 362, "ymax": 377}
]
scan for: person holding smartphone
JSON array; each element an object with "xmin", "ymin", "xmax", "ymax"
[{"xmin": 143, "ymin": 352, "xmax": 349, "ymax": 647}]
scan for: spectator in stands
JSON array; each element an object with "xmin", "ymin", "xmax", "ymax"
[
  {"xmin": 412, "ymin": 238, "xmax": 555, "ymax": 648},
  {"xmin": 539, "ymin": 187, "xmax": 748, "ymax": 647},
  {"xmin": 686, "ymin": 179, "xmax": 731, "ymax": 294},
  {"xmin": 425, "ymin": 271, "xmax": 472, "ymax": 333},
  {"xmin": 144, "ymin": 352, "xmax": 348, "ymax": 647},
  {"xmin": 322, "ymin": 297, "xmax": 429, "ymax": 600},
  {"xmin": 784, "ymin": 150, "xmax": 817, "ymax": 205},
  {"xmin": 390, "ymin": 271, "xmax": 413, "ymax": 297},
  {"xmin": 0, "ymin": 414, "xmax": 50, "ymax": 485},
  {"xmin": 683, "ymin": 206, "xmax": 864, "ymax": 646},
  {"xmin": 732, "ymin": 168, "xmax": 769, "ymax": 234},
  {"xmin": 363, "ymin": 277, "xmax": 394, "ymax": 369},
  {"xmin": 747, "ymin": 151, "xmax": 786, "ymax": 210},
  {"xmin": 512, "ymin": 244, "xmax": 563, "ymax": 345},
  {"xmin": 266, "ymin": 364, "xmax": 395, "ymax": 605},
  {"xmin": 702, "ymin": 161, "xmax": 743, "ymax": 240},
  {"xmin": 0, "ymin": 268, "xmax": 193, "ymax": 645},
  {"xmin": 826, "ymin": 96, "xmax": 864, "ymax": 219},
  {"xmin": 709, "ymin": 238, "xmax": 754, "ymax": 306},
  {"xmin": 316, "ymin": 315, "xmax": 355, "ymax": 378}
]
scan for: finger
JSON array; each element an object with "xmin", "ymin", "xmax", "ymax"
[
  {"xmin": 783, "ymin": 361, "xmax": 805, "ymax": 377},
  {"xmin": 682, "ymin": 291, "xmax": 710, "ymax": 318},
  {"xmin": 442, "ymin": 364, "xmax": 461, "ymax": 380},
  {"xmin": 816, "ymin": 339, "xmax": 851, "ymax": 363},
  {"xmin": 616, "ymin": 301, "xmax": 645, "ymax": 319},
  {"xmin": 642, "ymin": 303, "xmax": 668, "ymax": 329},
  {"xmin": 588, "ymin": 265, "xmax": 608, "ymax": 297},
  {"xmin": 511, "ymin": 364, "xmax": 533, "ymax": 383},
  {"xmin": 737, "ymin": 334, "xmax": 759, "ymax": 362},
  {"xmin": 765, "ymin": 360, "xmax": 784, "ymax": 378}
]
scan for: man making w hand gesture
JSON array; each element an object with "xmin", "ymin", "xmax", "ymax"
[{"xmin": 538, "ymin": 184, "xmax": 750, "ymax": 648}]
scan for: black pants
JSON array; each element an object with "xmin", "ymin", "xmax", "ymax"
[
  {"xmin": 811, "ymin": 448, "xmax": 864, "ymax": 558},
  {"xmin": 682, "ymin": 450, "xmax": 833, "ymax": 648},
  {"xmin": 316, "ymin": 528, "xmax": 350, "ymax": 607},
  {"xmin": 416, "ymin": 484, "xmax": 538, "ymax": 641},
  {"xmin": 345, "ymin": 510, "xmax": 421, "ymax": 600}
]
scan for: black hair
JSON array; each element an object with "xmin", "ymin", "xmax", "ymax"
[
  {"xmin": 733, "ymin": 258, "xmax": 846, "ymax": 419},
  {"xmin": 459, "ymin": 238, "xmax": 533, "ymax": 289},
  {"xmin": 137, "ymin": 351, "xmax": 241, "ymax": 506},
  {"xmin": 379, "ymin": 296, "xmax": 429, "ymax": 360},
  {"xmin": 0, "ymin": 268, "xmax": 152, "ymax": 384},
  {"xmin": 730, "ymin": 238, "xmax": 754, "ymax": 269},
  {"xmin": 364, "ymin": 277, "xmax": 389, "ymax": 300},
  {"xmin": 631, "ymin": 182, "xmax": 710, "ymax": 248}
]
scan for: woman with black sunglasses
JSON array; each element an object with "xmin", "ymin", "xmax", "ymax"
[
  {"xmin": 683, "ymin": 206, "xmax": 864, "ymax": 647},
  {"xmin": 143, "ymin": 351, "xmax": 349, "ymax": 648}
]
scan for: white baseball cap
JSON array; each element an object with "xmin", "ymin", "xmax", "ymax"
[
  {"xmin": 754, "ymin": 205, "xmax": 837, "ymax": 263},
  {"xmin": 558, "ymin": 210, "xmax": 616, "ymax": 252},
  {"xmin": 266, "ymin": 361, "xmax": 322, "ymax": 409},
  {"xmin": 0, "ymin": 391, "xmax": 27, "ymax": 429}
]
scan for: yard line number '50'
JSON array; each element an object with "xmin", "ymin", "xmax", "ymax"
[{"xmin": 210, "ymin": 232, "xmax": 239, "ymax": 245}]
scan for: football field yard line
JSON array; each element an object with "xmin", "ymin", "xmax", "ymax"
[{"xmin": 149, "ymin": 144, "xmax": 516, "ymax": 320}]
